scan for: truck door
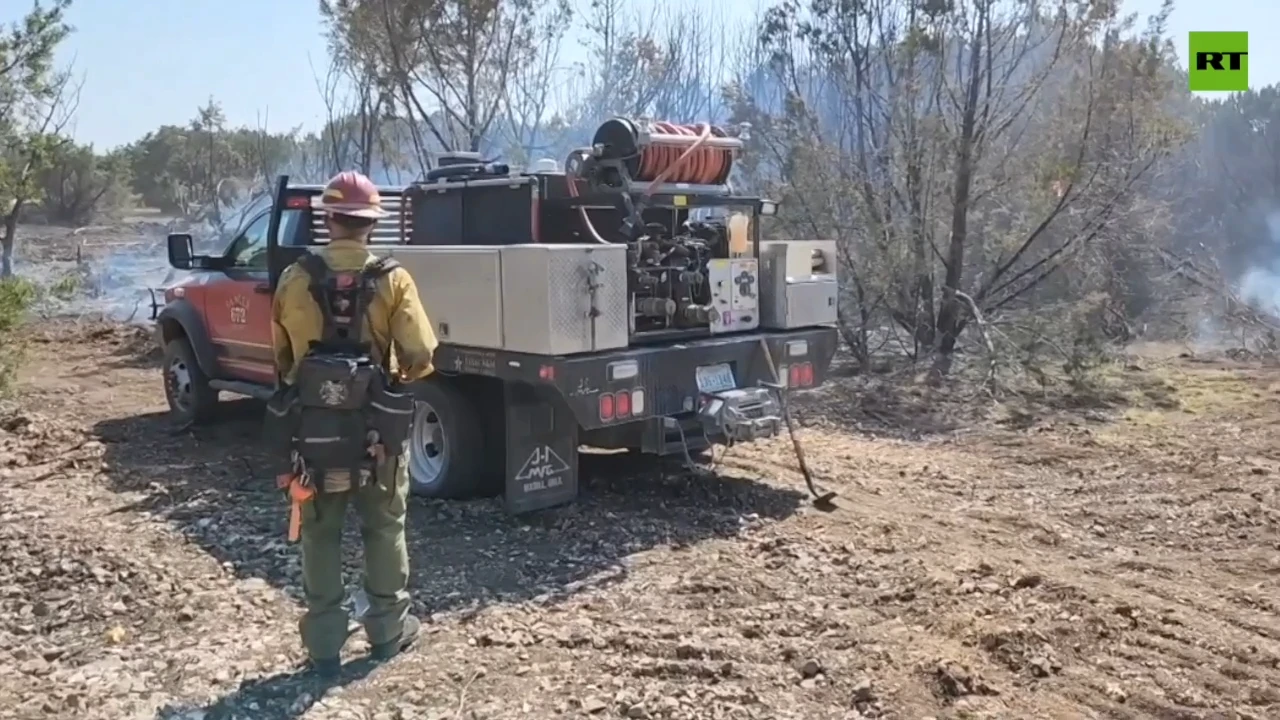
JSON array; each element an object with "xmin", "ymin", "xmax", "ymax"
[{"xmin": 204, "ymin": 210, "xmax": 276, "ymax": 384}]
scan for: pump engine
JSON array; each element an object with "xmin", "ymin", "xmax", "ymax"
[{"xmin": 559, "ymin": 118, "xmax": 759, "ymax": 339}]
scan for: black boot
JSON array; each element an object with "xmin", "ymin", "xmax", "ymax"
[
  {"xmin": 371, "ymin": 615, "xmax": 420, "ymax": 661},
  {"xmin": 308, "ymin": 656, "xmax": 341, "ymax": 680}
]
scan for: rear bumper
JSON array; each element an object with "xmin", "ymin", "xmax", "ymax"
[{"xmin": 495, "ymin": 326, "xmax": 839, "ymax": 431}]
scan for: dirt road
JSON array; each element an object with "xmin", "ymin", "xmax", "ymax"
[{"xmin": 2, "ymin": 322, "xmax": 1278, "ymax": 720}]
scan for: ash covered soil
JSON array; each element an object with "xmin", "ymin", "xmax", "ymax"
[{"xmin": 2, "ymin": 321, "xmax": 1280, "ymax": 720}]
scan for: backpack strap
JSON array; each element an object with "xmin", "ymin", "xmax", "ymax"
[
  {"xmin": 359, "ymin": 257, "xmax": 401, "ymax": 373},
  {"xmin": 297, "ymin": 253, "xmax": 352, "ymax": 346},
  {"xmin": 366, "ymin": 257, "xmax": 401, "ymax": 276}
]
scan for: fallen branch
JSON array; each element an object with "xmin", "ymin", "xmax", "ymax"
[
  {"xmin": 456, "ymin": 669, "xmax": 482, "ymax": 719},
  {"xmin": 1156, "ymin": 247, "xmax": 1280, "ymax": 334},
  {"xmin": 955, "ymin": 290, "xmax": 999, "ymax": 394},
  {"xmin": 0, "ymin": 438, "xmax": 98, "ymax": 485}
]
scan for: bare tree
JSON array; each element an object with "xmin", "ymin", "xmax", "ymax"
[
  {"xmin": 744, "ymin": 0, "xmax": 1183, "ymax": 379},
  {"xmin": 501, "ymin": 0, "xmax": 572, "ymax": 165},
  {"xmin": 313, "ymin": 55, "xmax": 393, "ymax": 176},
  {"xmin": 320, "ymin": 0, "xmax": 550, "ymax": 174},
  {"xmin": 575, "ymin": 1, "xmax": 732, "ymax": 126},
  {"xmin": 2, "ymin": 71, "xmax": 80, "ymax": 277}
]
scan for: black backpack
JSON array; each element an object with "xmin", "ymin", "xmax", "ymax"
[{"xmin": 265, "ymin": 254, "xmax": 417, "ymax": 486}]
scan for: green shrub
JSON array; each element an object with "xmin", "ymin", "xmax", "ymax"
[{"xmin": 0, "ymin": 277, "xmax": 37, "ymax": 395}]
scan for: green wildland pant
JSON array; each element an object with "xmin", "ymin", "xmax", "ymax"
[{"xmin": 298, "ymin": 452, "xmax": 411, "ymax": 660}]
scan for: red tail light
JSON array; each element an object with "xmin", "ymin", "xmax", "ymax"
[
  {"xmin": 615, "ymin": 390, "xmax": 631, "ymax": 418},
  {"xmin": 285, "ymin": 195, "xmax": 311, "ymax": 209},
  {"xmin": 799, "ymin": 362, "xmax": 814, "ymax": 386},
  {"xmin": 787, "ymin": 363, "xmax": 814, "ymax": 387},
  {"xmin": 599, "ymin": 393, "xmax": 615, "ymax": 421}
]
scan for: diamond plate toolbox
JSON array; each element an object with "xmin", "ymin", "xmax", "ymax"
[{"xmin": 499, "ymin": 244, "xmax": 629, "ymax": 355}]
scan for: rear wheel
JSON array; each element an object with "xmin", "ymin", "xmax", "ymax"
[
  {"xmin": 163, "ymin": 338, "xmax": 219, "ymax": 424},
  {"xmin": 407, "ymin": 378, "xmax": 494, "ymax": 499}
]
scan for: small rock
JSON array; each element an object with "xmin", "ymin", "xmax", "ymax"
[
  {"xmin": 626, "ymin": 704, "xmax": 649, "ymax": 718},
  {"xmin": 1013, "ymin": 573, "xmax": 1042, "ymax": 590},
  {"xmin": 1105, "ymin": 683, "xmax": 1127, "ymax": 703},
  {"xmin": 799, "ymin": 659, "xmax": 823, "ymax": 679},
  {"xmin": 241, "ymin": 577, "xmax": 270, "ymax": 592},
  {"xmin": 852, "ymin": 677, "xmax": 876, "ymax": 703},
  {"xmin": 582, "ymin": 697, "xmax": 608, "ymax": 714},
  {"xmin": 1029, "ymin": 657, "xmax": 1054, "ymax": 677},
  {"xmin": 19, "ymin": 658, "xmax": 51, "ymax": 676},
  {"xmin": 289, "ymin": 694, "xmax": 314, "ymax": 714}
]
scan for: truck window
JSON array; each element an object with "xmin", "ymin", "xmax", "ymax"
[
  {"xmin": 276, "ymin": 208, "xmax": 305, "ymax": 247},
  {"xmin": 227, "ymin": 212, "xmax": 271, "ymax": 269},
  {"xmin": 224, "ymin": 208, "xmax": 305, "ymax": 268}
]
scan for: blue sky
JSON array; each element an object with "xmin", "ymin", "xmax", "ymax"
[{"xmin": 1, "ymin": 0, "xmax": 1271, "ymax": 150}]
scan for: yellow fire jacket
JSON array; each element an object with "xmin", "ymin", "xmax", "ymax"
[{"xmin": 271, "ymin": 239, "xmax": 438, "ymax": 385}]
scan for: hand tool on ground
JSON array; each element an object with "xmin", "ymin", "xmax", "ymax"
[{"xmin": 757, "ymin": 337, "xmax": 837, "ymax": 510}]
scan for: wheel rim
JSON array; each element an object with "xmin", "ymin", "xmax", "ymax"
[
  {"xmin": 166, "ymin": 356, "xmax": 193, "ymax": 412},
  {"xmin": 408, "ymin": 401, "xmax": 448, "ymax": 487}
]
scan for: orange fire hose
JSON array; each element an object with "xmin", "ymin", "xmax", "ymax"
[
  {"xmin": 566, "ymin": 119, "xmax": 735, "ymax": 242},
  {"xmin": 638, "ymin": 122, "xmax": 727, "ymax": 187}
]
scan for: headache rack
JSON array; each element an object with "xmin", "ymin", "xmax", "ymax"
[{"xmin": 302, "ymin": 188, "xmax": 413, "ymax": 244}]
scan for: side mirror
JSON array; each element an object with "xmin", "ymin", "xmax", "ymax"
[{"xmin": 167, "ymin": 233, "xmax": 194, "ymax": 270}]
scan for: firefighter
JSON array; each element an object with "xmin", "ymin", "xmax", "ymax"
[{"xmin": 270, "ymin": 170, "xmax": 438, "ymax": 678}]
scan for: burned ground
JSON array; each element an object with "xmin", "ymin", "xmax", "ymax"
[{"xmin": 1, "ymin": 321, "xmax": 1278, "ymax": 720}]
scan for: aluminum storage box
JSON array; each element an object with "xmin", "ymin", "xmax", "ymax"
[
  {"xmin": 759, "ymin": 240, "xmax": 839, "ymax": 329},
  {"xmin": 373, "ymin": 246, "xmax": 505, "ymax": 349},
  {"xmin": 499, "ymin": 243, "xmax": 629, "ymax": 355}
]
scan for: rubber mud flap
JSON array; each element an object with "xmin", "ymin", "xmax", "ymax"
[{"xmin": 502, "ymin": 382, "xmax": 578, "ymax": 514}]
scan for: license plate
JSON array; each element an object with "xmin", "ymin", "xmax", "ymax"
[{"xmin": 695, "ymin": 363, "xmax": 737, "ymax": 393}]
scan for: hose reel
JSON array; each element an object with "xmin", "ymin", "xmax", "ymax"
[
  {"xmin": 567, "ymin": 117, "xmax": 749, "ymax": 193},
  {"xmin": 563, "ymin": 117, "xmax": 750, "ymax": 244}
]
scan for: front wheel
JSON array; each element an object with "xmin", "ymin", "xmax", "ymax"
[
  {"xmin": 406, "ymin": 378, "xmax": 495, "ymax": 499},
  {"xmin": 162, "ymin": 338, "xmax": 219, "ymax": 424}
]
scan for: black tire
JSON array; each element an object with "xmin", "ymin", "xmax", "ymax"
[
  {"xmin": 162, "ymin": 337, "xmax": 219, "ymax": 424},
  {"xmin": 406, "ymin": 377, "xmax": 494, "ymax": 499}
]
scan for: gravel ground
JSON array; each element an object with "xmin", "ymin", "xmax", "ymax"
[{"xmin": 1, "ymin": 322, "xmax": 1278, "ymax": 720}]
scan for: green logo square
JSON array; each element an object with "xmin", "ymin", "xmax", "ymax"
[{"xmin": 1189, "ymin": 31, "xmax": 1248, "ymax": 92}]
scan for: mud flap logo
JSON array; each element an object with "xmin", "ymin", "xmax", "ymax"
[{"xmin": 515, "ymin": 445, "xmax": 570, "ymax": 492}]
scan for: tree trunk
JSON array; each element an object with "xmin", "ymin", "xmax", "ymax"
[
  {"xmin": 932, "ymin": 25, "xmax": 987, "ymax": 378},
  {"xmin": 907, "ymin": 156, "xmax": 935, "ymax": 351},
  {"xmin": 1, "ymin": 203, "xmax": 21, "ymax": 279}
]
